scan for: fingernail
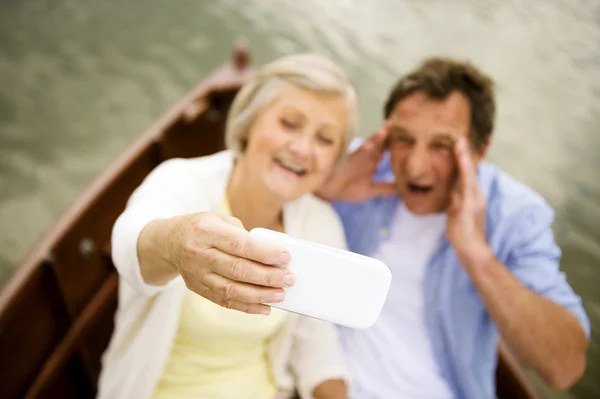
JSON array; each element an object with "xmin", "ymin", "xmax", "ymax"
[
  {"xmin": 259, "ymin": 307, "xmax": 271, "ymax": 315},
  {"xmin": 272, "ymin": 291, "xmax": 286, "ymax": 302},
  {"xmin": 280, "ymin": 251, "xmax": 291, "ymax": 264},
  {"xmin": 283, "ymin": 273, "xmax": 296, "ymax": 287}
]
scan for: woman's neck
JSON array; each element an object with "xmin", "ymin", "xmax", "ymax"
[{"xmin": 226, "ymin": 159, "xmax": 285, "ymax": 232}]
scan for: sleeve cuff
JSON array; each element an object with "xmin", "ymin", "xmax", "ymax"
[
  {"xmin": 111, "ymin": 205, "xmax": 181, "ymax": 297},
  {"xmin": 296, "ymin": 367, "xmax": 351, "ymax": 399}
]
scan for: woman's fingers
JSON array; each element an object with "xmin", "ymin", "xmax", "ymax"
[
  {"xmin": 200, "ymin": 288, "xmax": 273, "ymax": 315},
  {"xmin": 200, "ymin": 246, "xmax": 296, "ymax": 289},
  {"xmin": 209, "ymin": 222, "xmax": 292, "ymax": 268},
  {"xmin": 220, "ymin": 214, "xmax": 245, "ymax": 229},
  {"xmin": 201, "ymin": 272, "xmax": 286, "ymax": 310},
  {"xmin": 178, "ymin": 212, "xmax": 297, "ymax": 313}
]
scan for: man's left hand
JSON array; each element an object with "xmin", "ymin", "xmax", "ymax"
[
  {"xmin": 446, "ymin": 137, "xmax": 491, "ymax": 268},
  {"xmin": 316, "ymin": 124, "xmax": 396, "ymax": 203}
]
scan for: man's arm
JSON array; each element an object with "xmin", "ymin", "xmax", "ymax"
[
  {"xmin": 447, "ymin": 138, "xmax": 589, "ymax": 390},
  {"xmin": 461, "ymin": 245, "xmax": 588, "ymax": 390}
]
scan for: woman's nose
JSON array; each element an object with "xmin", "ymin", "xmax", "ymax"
[{"xmin": 288, "ymin": 134, "xmax": 313, "ymax": 157}]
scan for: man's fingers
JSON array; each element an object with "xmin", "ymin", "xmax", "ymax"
[
  {"xmin": 366, "ymin": 125, "xmax": 390, "ymax": 155},
  {"xmin": 454, "ymin": 138, "xmax": 478, "ymax": 197},
  {"xmin": 209, "ymin": 223, "xmax": 291, "ymax": 267},
  {"xmin": 367, "ymin": 123, "xmax": 390, "ymax": 146},
  {"xmin": 447, "ymin": 188, "xmax": 462, "ymax": 213},
  {"xmin": 202, "ymin": 247, "xmax": 295, "ymax": 288},
  {"xmin": 357, "ymin": 124, "xmax": 390, "ymax": 160},
  {"xmin": 369, "ymin": 182, "xmax": 397, "ymax": 198},
  {"xmin": 202, "ymin": 272, "xmax": 287, "ymax": 305}
]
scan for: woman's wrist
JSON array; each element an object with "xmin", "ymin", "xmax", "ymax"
[{"xmin": 137, "ymin": 217, "xmax": 182, "ymax": 284}]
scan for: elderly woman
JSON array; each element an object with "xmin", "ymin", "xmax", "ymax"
[{"xmin": 96, "ymin": 53, "xmax": 358, "ymax": 399}]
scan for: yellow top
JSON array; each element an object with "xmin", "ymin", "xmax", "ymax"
[{"xmin": 152, "ymin": 197, "xmax": 288, "ymax": 399}]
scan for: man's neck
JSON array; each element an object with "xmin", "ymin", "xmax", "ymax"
[{"xmin": 226, "ymin": 160, "xmax": 284, "ymax": 232}]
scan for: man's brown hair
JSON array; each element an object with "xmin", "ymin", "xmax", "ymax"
[{"xmin": 384, "ymin": 57, "xmax": 496, "ymax": 149}]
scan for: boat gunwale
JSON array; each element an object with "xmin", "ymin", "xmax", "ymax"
[{"xmin": 0, "ymin": 43, "xmax": 541, "ymax": 399}]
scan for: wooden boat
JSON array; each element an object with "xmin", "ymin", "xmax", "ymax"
[{"xmin": 0, "ymin": 44, "xmax": 543, "ymax": 399}]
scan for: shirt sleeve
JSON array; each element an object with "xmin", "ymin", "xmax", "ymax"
[
  {"xmin": 506, "ymin": 203, "xmax": 591, "ymax": 338},
  {"xmin": 290, "ymin": 317, "xmax": 351, "ymax": 399},
  {"xmin": 287, "ymin": 199, "xmax": 352, "ymax": 398},
  {"xmin": 111, "ymin": 158, "xmax": 189, "ymax": 297}
]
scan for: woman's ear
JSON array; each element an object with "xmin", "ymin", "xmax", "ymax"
[{"xmin": 239, "ymin": 137, "xmax": 248, "ymax": 152}]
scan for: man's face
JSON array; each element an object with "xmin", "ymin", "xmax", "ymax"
[{"xmin": 387, "ymin": 91, "xmax": 488, "ymax": 215}]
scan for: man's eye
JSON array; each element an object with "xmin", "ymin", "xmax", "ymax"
[
  {"xmin": 393, "ymin": 136, "xmax": 412, "ymax": 144},
  {"xmin": 432, "ymin": 142, "xmax": 451, "ymax": 151}
]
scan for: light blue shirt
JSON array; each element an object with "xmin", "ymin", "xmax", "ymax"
[{"xmin": 332, "ymin": 150, "xmax": 591, "ymax": 399}]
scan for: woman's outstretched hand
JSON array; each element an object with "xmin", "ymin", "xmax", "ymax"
[{"xmin": 138, "ymin": 212, "xmax": 295, "ymax": 315}]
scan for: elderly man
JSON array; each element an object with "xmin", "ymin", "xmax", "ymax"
[{"xmin": 316, "ymin": 56, "xmax": 590, "ymax": 398}]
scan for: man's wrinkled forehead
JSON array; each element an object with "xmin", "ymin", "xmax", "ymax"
[
  {"xmin": 387, "ymin": 92, "xmax": 471, "ymax": 138},
  {"xmin": 389, "ymin": 124, "xmax": 457, "ymax": 143}
]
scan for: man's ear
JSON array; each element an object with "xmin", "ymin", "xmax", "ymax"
[
  {"xmin": 383, "ymin": 134, "xmax": 391, "ymax": 150},
  {"xmin": 474, "ymin": 134, "xmax": 492, "ymax": 162}
]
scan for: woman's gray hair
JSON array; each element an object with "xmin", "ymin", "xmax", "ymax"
[{"xmin": 225, "ymin": 53, "xmax": 359, "ymax": 159}]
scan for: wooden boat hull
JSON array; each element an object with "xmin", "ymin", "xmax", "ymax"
[{"xmin": 0, "ymin": 44, "xmax": 541, "ymax": 399}]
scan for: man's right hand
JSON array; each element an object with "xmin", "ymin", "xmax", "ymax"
[
  {"xmin": 139, "ymin": 212, "xmax": 295, "ymax": 315},
  {"xmin": 316, "ymin": 124, "xmax": 397, "ymax": 203}
]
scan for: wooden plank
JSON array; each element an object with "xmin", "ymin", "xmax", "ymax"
[
  {"xmin": 159, "ymin": 89, "xmax": 237, "ymax": 161},
  {"xmin": 0, "ymin": 262, "xmax": 71, "ymax": 399},
  {"xmin": 24, "ymin": 273, "xmax": 118, "ymax": 399},
  {"xmin": 29, "ymin": 356, "xmax": 94, "ymax": 399},
  {"xmin": 50, "ymin": 145, "xmax": 159, "ymax": 317}
]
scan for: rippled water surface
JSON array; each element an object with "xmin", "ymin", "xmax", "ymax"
[{"xmin": 0, "ymin": 0, "xmax": 599, "ymax": 397}]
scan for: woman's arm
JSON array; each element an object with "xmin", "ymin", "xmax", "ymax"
[
  {"xmin": 111, "ymin": 159, "xmax": 295, "ymax": 313},
  {"xmin": 111, "ymin": 159, "xmax": 191, "ymax": 295}
]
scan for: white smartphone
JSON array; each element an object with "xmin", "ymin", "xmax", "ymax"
[{"xmin": 249, "ymin": 228, "xmax": 392, "ymax": 329}]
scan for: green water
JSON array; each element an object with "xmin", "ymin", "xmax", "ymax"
[{"xmin": 0, "ymin": 0, "xmax": 599, "ymax": 397}]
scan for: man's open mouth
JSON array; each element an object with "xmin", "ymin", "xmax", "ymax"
[
  {"xmin": 407, "ymin": 183, "xmax": 433, "ymax": 193},
  {"xmin": 274, "ymin": 158, "xmax": 307, "ymax": 176}
]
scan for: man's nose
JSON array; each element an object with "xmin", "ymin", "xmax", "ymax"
[{"xmin": 405, "ymin": 147, "xmax": 430, "ymax": 178}]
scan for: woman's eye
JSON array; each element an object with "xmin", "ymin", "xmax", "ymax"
[
  {"xmin": 281, "ymin": 118, "xmax": 299, "ymax": 129},
  {"xmin": 317, "ymin": 135, "xmax": 334, "ymax": 145}
]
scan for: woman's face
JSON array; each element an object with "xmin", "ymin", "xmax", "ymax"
[{"xmin": 242, "ymin": 83, "xmax": 349, "ymax": 203}]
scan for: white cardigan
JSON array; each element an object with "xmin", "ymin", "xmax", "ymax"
[{"xmin": 96, "ymin": 150, "xmax": 351, "ymax": 399}]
